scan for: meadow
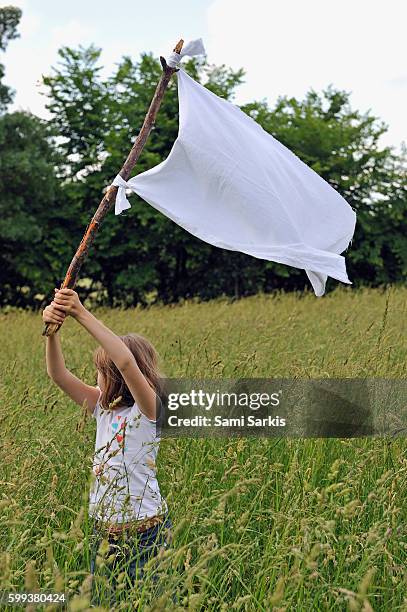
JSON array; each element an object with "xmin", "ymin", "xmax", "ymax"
[{"xmin": 0, "ymin": 286, "xmax": 406, "ymax": 611}]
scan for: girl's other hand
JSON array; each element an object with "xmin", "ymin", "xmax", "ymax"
[
  {"xmin": 53, "ymin": 288, "xmax": 86, "ymax": 319},
  {"xmin": 42, "ymin": 302, "xmax": 66, "ymax": 325}
]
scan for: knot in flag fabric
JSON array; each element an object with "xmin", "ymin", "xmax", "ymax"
[
  {"xmin": 112, "ymin": 174, "xmax": 132, "ymax": 215},
  {"xmin": 112, "ymin": 56, "xmax": 356, "ymax": 297},
  {"xmin": 166, "ymin": 38, "xmax": 206, "ymax": 68}
]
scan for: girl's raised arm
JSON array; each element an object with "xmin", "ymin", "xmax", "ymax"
[
  {"xmin": 52, "ymin": 289, "xmax": 157, "ymax": 421},
  {"xmin": 43, "ymin": 302, "xmax": 100, "ymax": 414}
]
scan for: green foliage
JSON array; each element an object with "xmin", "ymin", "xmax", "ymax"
[
  {"xmin": 0, "ymin": 5, "xmax": 22, "ymax": 111},
  {"xmin": 0, "ymin": 112, "xmax": 72, "ymax": 306},
  {"xmin": 1, "ymin": 36, "xmax": 406, "ymax": 307},
  {"xmin": 0, "ymin": 5, "xmax": 21, "ymax": 51}
]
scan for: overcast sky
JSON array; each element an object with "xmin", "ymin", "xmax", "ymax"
[{"xmin": 2, "ymin": 0, "xmax": 406, "ymax": 153}]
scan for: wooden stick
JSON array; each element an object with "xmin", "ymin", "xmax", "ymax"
[{"xmin": 42, "ymin": 39, "xmax": 184, "ymax": 337}]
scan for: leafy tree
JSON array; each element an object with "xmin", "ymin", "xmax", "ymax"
[
  {"xmin": 0, "ymin": 5, "xmax": 22, "ymax": 111},
  {"xmin": 0, "ymin": 112, "xmax": 68, "ymax": 306},
  {"xmin": 0, "ymin": 7, "xmax": 70, "ymax": 308},
  {"xmin": 41, "ymin": 45, "xmax": 405, "ymax": 306}
]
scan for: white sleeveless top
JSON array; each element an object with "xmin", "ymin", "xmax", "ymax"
[{"xmin": 89, "ymin": 387, "xmax": 168, "ymax": 523}]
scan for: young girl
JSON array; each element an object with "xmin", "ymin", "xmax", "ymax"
[{"xmin": 42, "ymin": 288, "xmax": 172, "ymax": 600}]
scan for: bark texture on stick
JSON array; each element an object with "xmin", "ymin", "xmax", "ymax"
[{"xmin": 42, "ymin": 39, "xmax": 184, "ymax": 337}]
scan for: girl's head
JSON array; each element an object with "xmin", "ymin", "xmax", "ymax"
[{"xmin": 93, "ymin": 333, "xmax": 161, "ymax": 411}]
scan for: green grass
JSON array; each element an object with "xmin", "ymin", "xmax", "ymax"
[{"xmin": 0, "ymin": 286, "xmax": 406, "ymax": 611}]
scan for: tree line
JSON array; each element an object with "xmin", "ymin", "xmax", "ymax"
[{"xmin": 0, "ymin": 7, "xmax": 406, "ymax": 308}]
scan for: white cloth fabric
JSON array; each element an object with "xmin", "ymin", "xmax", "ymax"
[
  {"xmin": 89, "ymin": 387, "xmax": 167, "ymax": 523},
  {"xmin": 112, "ymin": 38, "xmax": 206, "ymax": 216},
  {"xmin": 112, "ymin": 174, "xmax": 132, "ymax": 215},
  {"xmin": 166, "ymin": 38, "xmax": 206, "ymax": 68},
  {"xmin": 113, "ymin": 60, "xmax": 356, "ymax": 296}
]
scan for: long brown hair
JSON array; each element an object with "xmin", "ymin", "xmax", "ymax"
[{"xmin": 93, "ymin": 333, "xmax": 162, "ymax": 411}]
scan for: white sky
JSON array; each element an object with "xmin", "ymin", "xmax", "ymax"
[{"xmin": 2, "ymin": 0, "xmax": 406, "ymax": 153}]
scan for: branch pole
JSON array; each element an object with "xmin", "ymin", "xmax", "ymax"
[{"xmin": 42, "ymin": 39, "xmax": 184, "ymax": 337}]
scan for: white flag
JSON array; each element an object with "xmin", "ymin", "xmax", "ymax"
[{"xmin": 113, "ymin": 56, "xmax": 356, "ymax": 296}]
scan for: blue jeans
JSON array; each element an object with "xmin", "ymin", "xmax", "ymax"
[{"xmin": 89, "ymin": 513, "xmax": 173, "ymax": 605}]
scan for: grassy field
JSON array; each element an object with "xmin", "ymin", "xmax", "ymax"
[{"xmin": 0, "ymin": 286, "xmax": 406, "ymax": 611}]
